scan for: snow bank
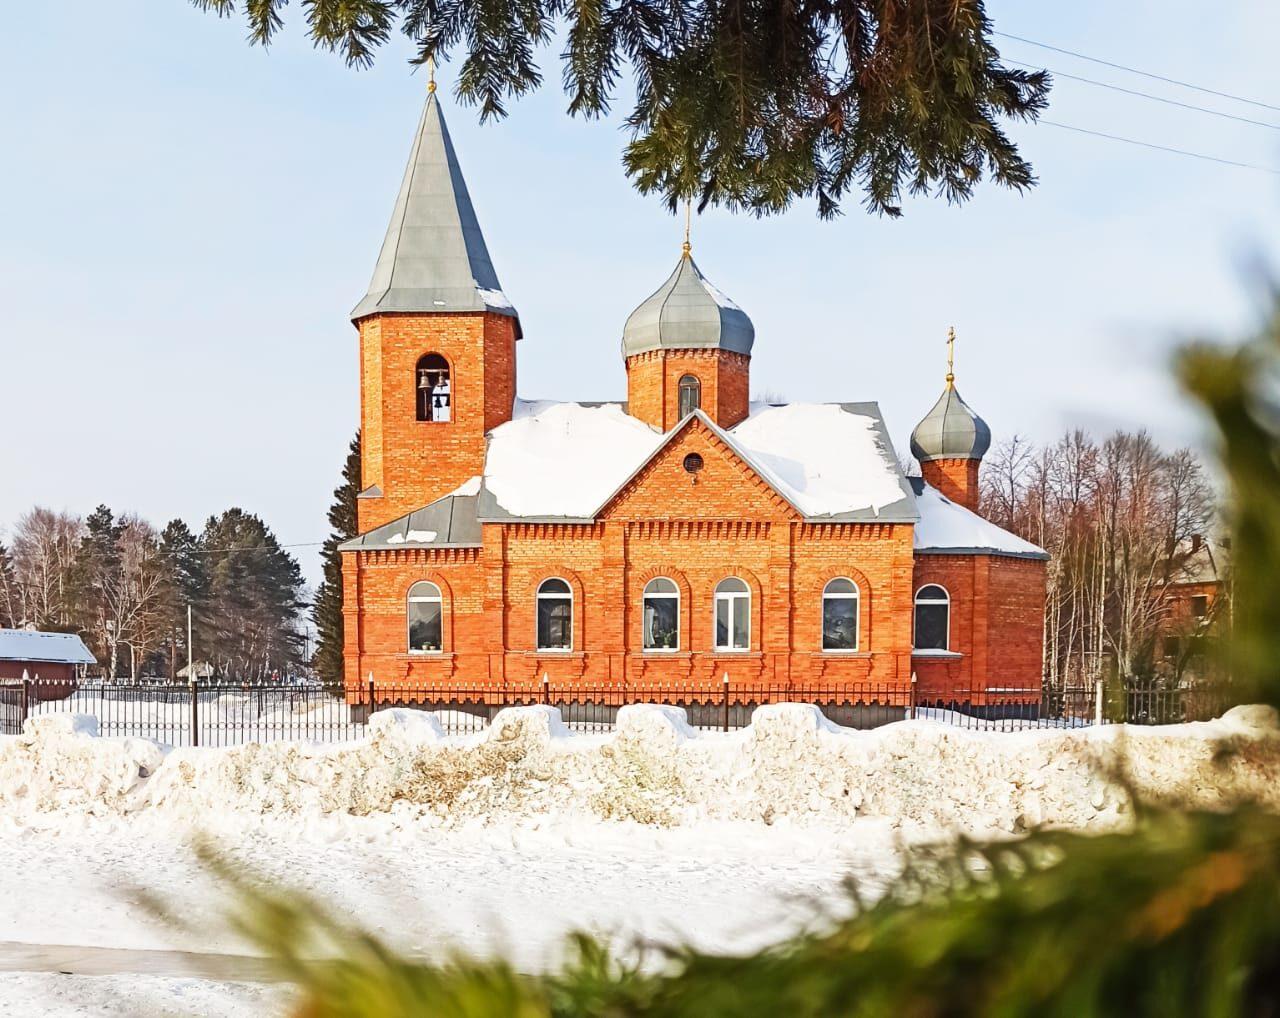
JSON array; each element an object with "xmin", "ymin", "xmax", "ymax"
[{"xmin": 2, "ymin": 704, "xmax": 1277, "ymax": 837}]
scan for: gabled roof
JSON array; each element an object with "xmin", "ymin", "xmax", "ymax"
[
  {"xmin": 472, "ymin": 400, "xmax": 917, "ymax": 525},
  {"xmin": 0, "ymin": 629, "xmax": 96, "ymax": 665},
  {"xmin": 351, "ymin": 92, "xmax": 521, "ymax": 335},
  {"xmin": 621, "ymin": 254, "xmax": 754, "ymax": 358},
  {"xmin": 341, "ymin": 478, "xmax": 484, "ymax": 551},
  {"xmin": 910, "ymin": 479, "xmax": 1048, "ymax": 560}
]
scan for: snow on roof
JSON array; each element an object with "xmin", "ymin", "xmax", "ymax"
[
  {"xmin": 729, "ymin": 403, "xmax": 910, "ymax": 518},
  {"xmin": 0, "ymin": 629, "xmax": 96, "ymax": 665},
  {"xmin": 913, "ymin": 483, "xmax": 1048, "ymax": 559},
  {"xmin": 482, "ymin": 400, "xmax": 665, "ymax": 518},
  {"xmin": 477, "ymin": 399, "xmax": 914, "ymax": 522}
]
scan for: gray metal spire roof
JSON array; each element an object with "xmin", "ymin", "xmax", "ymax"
[
  {"xmin": 621, "ymin": 252, "xmax": 754, "ymax": 358},
  {"xmin": 352, "ymin": 91, "xmax": 521, "ymax": 336},
  {"xmin": 909, "ymin": 384, "xmax": 992, "ymax": 462}
]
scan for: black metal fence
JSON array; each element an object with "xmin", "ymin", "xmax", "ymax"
[{"xmin": 0, "ymin": 677, "xmax": 1237, "ymax": 747}]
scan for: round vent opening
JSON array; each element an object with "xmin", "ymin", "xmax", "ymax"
[{"xmin": 683, "ymin": 453, "xmax": 704, "ymax": 474}]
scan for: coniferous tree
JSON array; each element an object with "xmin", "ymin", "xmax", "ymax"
[
  {"xmin": 312, "ymin": 432, "xmax": 361, "ymax": 687},
  {"xmin": 201, "ymin": 509, "xmax": 306, "ymax": 680},
  {"xmin": 73, "ymin": 505, "xmax": 123, "ymax": 675},
  {"xmin": 157, "ymin": 519, "xmax": 210, "ymax": 680},
  {"xmin": 192, "ymin": 0, "xmax": 1050, "ymax": 218}
]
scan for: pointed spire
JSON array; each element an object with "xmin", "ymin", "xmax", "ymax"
[{"xmin": 352, "ymin": 88, "xmax": 521, "ymax": 336}]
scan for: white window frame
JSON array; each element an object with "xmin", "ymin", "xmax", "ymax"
[
  {"xmin": 677, "ymin": 374, "xmax": 701, "ymax": 419},
  {"xmin": 536, "ymin": 577, "xmax": 574, "ymax": 652},
  {"xmin": 406, "ymin": 580, "xmax": 444, "ymax": 654},
  {"xmin": 714, "ymin": 577, "xmax": 751, "ymax": 653},
  {"xmin": 913, "ymin": 584, "xmax": 951, "ymax": 651},
  {"xmin": 821, "ymin": 577, "xmax": 860, "ymax": 653},
  {"xmin": 642, "ymin": 577, "xmax": 681, "ymax": 653}
]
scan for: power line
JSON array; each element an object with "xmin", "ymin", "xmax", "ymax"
[
  {"xmin": 1040, "ymin": 119, "xmax": 1280, "ymax": 175},
  {"xmin": 1006, "ymin": 60, "xmax": 1280, "ymax": 132},
  {"xmin": 994, "ymin": 30, "xmax": 1280, "ymax": 114}
]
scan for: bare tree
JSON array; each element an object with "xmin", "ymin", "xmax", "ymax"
[{"xmin": 10, "ymin": 508, "xmax": 83, "ymax": 629}]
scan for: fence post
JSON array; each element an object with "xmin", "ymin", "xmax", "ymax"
[
  {"xmin": 189, "ymin": 678, "xmax": 199, "ymax": 747},
  {"xmin": 368, "ymin": 672, "xmax": 377, "ymax": 718},
  {"xmin": 542, "ymin": 671, "xmax": 550, "ymax": 706},
  {"xmin": 910, "ymin": 671, "xmax": 917, "ymax": 720},
  {"xmin": 722, "ymin": 671, "xmax": 730, "ymax": 733},
  {"xmin": 19, "ymin": 675, "xmax": 30, "ymax": 730},
  {"xmin": 1094, "ymin": 678, "xmax": 1104, "ymax": 727}
]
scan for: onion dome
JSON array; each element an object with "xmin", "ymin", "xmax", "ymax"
[
  {"xmin": 909, "ymin": 328, "xmax": 991, "ymax": 462},
  {"xmin": 621, "ymin": 249, "xmax": 754, "ymax": 358}
]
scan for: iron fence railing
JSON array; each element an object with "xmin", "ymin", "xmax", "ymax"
[{"xmin": 0, "ymin": 677, "xmax": 1238, "ymax": 746}]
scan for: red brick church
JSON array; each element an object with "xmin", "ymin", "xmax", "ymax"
[{"xmin": 339, "ymin": 86, "xmax": 1048, "ymax": 708}]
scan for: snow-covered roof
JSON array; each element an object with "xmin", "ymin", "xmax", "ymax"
[
  {"xmin": 477, "ymin": 400, "xmax": 667, "ymax": 521},
  {"xmin": 0, "ymin": 629, "xmax": 96, "ymax": 665},
  {"xmin": 730, "ymin": 403, "xmax": 914, "ymax": 520},
  {"xmin": 911, "ymin": 480, "xmax": 1048, "ymax": 559},
  {"xmin": 473, "ymin": 399, "xmax": 916, "ymax": 524}
]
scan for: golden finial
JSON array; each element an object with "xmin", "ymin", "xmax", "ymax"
[
  {"xmin": 945, "ymin": 326, "xmax": 956, "ymax": 389},
  {"xmin": 681, "ymin": 199, "xmax": 692, "ymax": 258},
  {"xmin": 427, "ymin": 55, "xmax": 437, "ymax": 94}
]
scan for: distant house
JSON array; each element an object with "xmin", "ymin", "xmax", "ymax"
[
  {"xmin": 0, "ymin": 628, "xmax": 96, "ymax": 682},
  {"xmin": 177, "ymin": 660, "xmax": 216, "ymax": 681}
]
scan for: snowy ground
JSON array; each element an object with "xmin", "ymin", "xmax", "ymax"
[
  {"xmin": 0, "ymin": 811, "xmax": 904, "ymax": 1016},
  {"xmin": 2, "ymin": 701, "xmax": 1275, "ymax": 1016}
]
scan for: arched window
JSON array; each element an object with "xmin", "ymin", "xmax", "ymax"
[
  {"xmin": 822, "ymin": 578, "xmax": 860, "ymax": 651},
  {"xmin": 642, "ymin": 577, "xmax": 679, "ymax": 651},
  {"xmin": 714, "ymin": 577, "xmax": 750, "ymax": 652},
  {"xmin": 678, "ymin": 374, "xmax": 701, "ymax": 419},
  {"xmin": 914, "ymin": 584, "xmax": 950, "ymax": 650},
  {"xmin": 407, "ymin": 581, "xmax": 443, "ymax": 653},
  {"xmin": 536, "ymin": 578, "xmax": 573, "ymax": 651},
  {"xmin": 415, "ymin": 353, "xmax": 451, "ymax": 422}
]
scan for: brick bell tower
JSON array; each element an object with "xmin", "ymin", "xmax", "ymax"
[
  {"xmin": 622, "ymin": 230, "xmax": 754, "ymax": 432},
  {"xmin": 909, "ymin": 327, "xmax": 991, "ymax": 513},
  {"xmin": 352, "ymin": 81, "xmax": 521, "ymax": 533}
]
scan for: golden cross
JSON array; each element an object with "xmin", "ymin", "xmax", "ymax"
[
  {"xmin": 427, "ymin": 55, "xmax": 437, "ymax": 94},
  {"xmin": 946, "ymin": 326, "xmax": 956, "ymax": 388},
  {"xmin": 682, "ymin": 199, "xmax": 692, "ymax": 257}
]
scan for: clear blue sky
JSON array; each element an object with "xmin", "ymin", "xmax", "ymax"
[{"xmin": 3, "ymin": 1, "xmax": 1278, "ymax": 589}]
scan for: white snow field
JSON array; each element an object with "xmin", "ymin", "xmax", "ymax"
[{"xmin": 0, "ymin": 702, "xmax": 1277, "ymax": 1016}]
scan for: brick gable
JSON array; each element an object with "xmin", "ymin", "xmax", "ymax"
[{"xmin": 600, "ymin": 416, "xmax": 801, "ymax": 523}]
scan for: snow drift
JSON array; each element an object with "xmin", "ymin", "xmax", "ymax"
[{"xmin": 2, "ymin": 704, "xmax": 1278, "ymax": 837}]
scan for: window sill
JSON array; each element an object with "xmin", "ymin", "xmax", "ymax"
[
  {"xmin": 711, "ymin": 650, "xmax": 760, "ymax": 658},
  {"xmin": 912, "ymin": 649, "xmax": 962, "ymax": 659},
  {"xmin": 642, "ymin": 649, "xmax": 684, "ymax": 656},
  {"xmin": 820, "ymin": 650, "xmax": 872, "ymax": 658},
  {"xmin": 400, "ymin": 652, "xmax": 454, "ymax": 660}
]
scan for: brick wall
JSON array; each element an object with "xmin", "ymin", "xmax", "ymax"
[
  {"xmin": 625, "ymin": 349, "xmax": 750, "ymax": 431},
  {"xmin": 911, "ymin": 553, "xmax": 1045, "ymax": 701},
  {"xmin": 921, "ymin": 458, "xmax": 981, "ymax": 512},
  {"xmin": 343, "ymin": 416, "xmax": 927, "ymax": 689},
  {"xmin": 355, "ymin": 310, "xmax": 518, "ymax": 532}
]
